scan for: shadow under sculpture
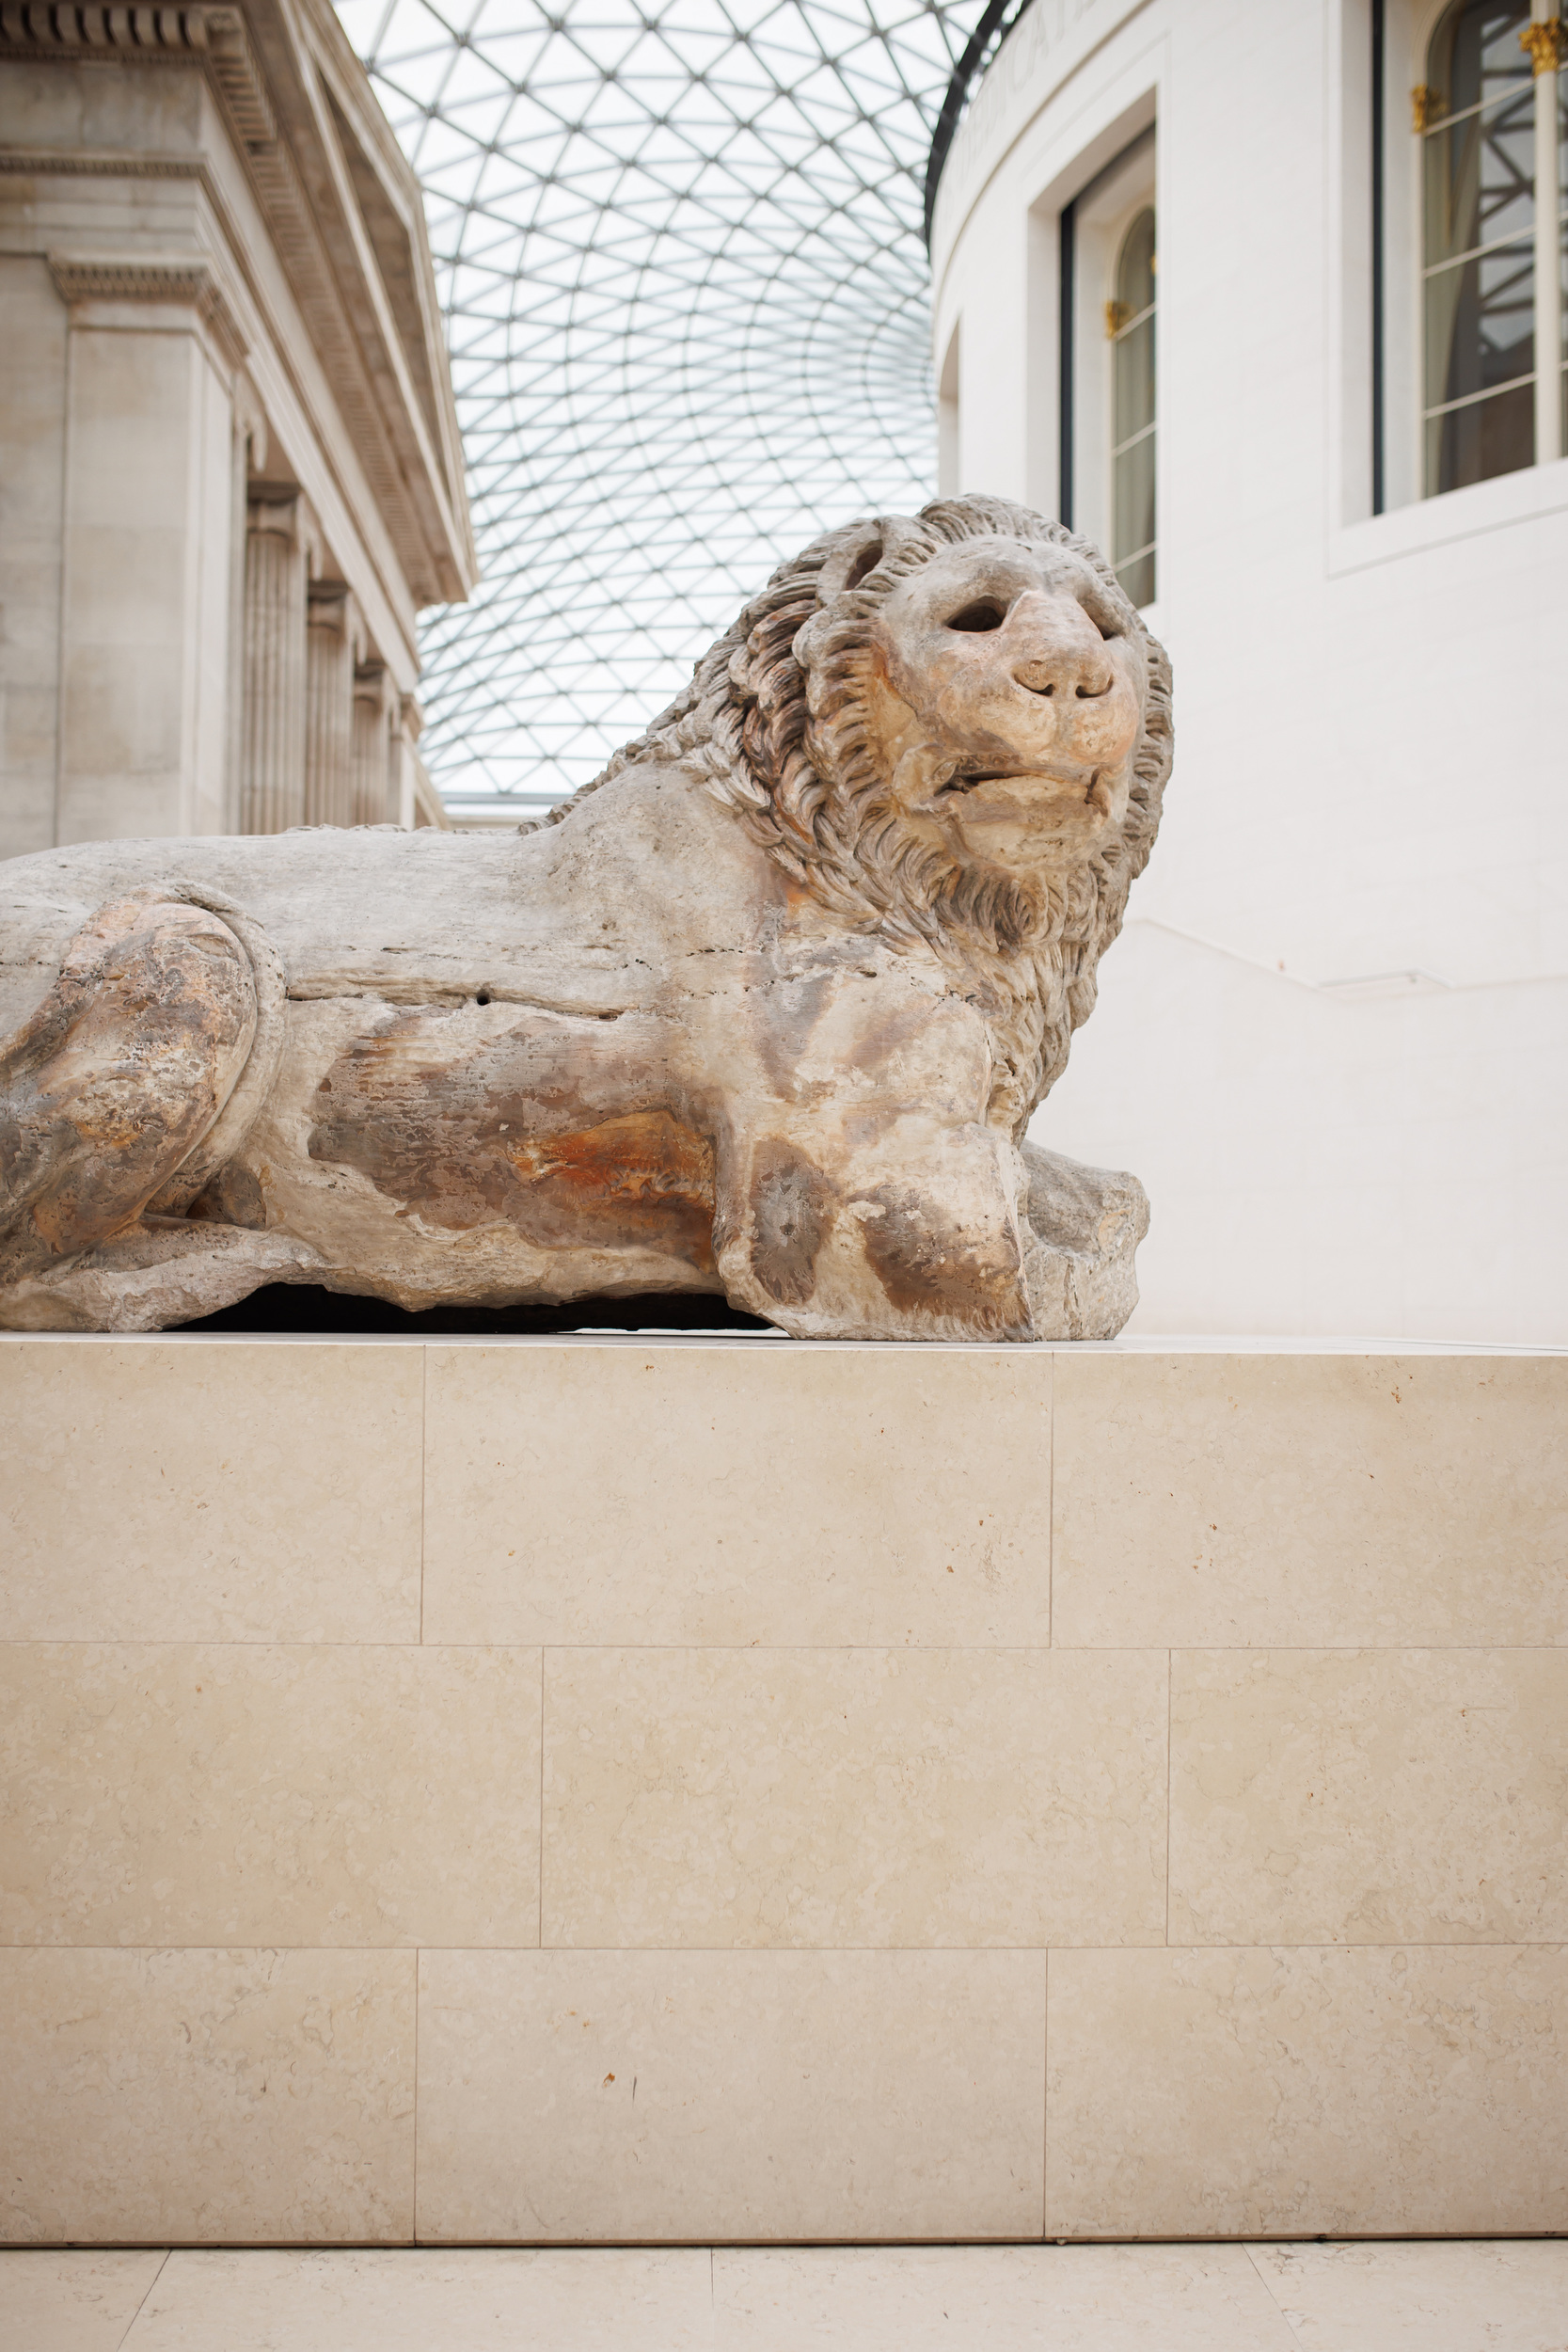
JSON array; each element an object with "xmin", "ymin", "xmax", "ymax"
[{"xmin": 0, "ymin": 497, "xmax": 1172, "ymax": 1340}]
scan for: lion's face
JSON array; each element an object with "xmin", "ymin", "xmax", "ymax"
[
  {"xmin": 859, "ymin": 534, "xmax": 1147, "ymax": 871},
  {"xmin": 571, "ymin": 494, "xmax": 1170, "ymax": 1122}
]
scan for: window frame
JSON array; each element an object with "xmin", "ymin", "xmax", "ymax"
[
  {"xmin": 1108, "ymin": 205, "xmax": 1158, "ymax": 606},
  {"xmin": 1418, "ymin": 0, "xmax": 1542, "ymax": 492},
  {"xmin": 1062, "ymin": 127, "xmax": 1157, "ymax": 600},
  {"xmin": 1384, "ymin": 0, "xmax": 1566, "ymax": 505}
]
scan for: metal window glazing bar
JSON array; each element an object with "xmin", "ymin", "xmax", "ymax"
[
  {"xmin": 1424, "ymin": 226, "xmax": 1544, "ymax": 276},
  {"xmin": 1425, "ymin": 368, "xmax": 1537, "ymax": 419}
]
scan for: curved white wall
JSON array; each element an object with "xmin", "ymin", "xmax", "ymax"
[{"xmin": 931, "ymin": 0, "xmax": 1568, "ymax": 1342}]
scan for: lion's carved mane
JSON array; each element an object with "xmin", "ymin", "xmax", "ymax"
[{"xmin": 553, "ymin": 494, "xmax": 1173, "ymax": 1135}]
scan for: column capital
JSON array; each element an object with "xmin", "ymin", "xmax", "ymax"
[
  {"xmin": 246, "ymin": 492, "xmax": 300, "ymax": 545},
  {"xmin": 47, "ymin": 251, "xmax": 248, "ymax": 370}
]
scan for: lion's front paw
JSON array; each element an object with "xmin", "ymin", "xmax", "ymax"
[{"xmin": 1020, "ymin": 1141, "xmax": 1148, "ymax": 1341}]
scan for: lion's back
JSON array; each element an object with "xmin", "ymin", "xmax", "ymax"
[
  {"xmin": 0, "ymin": 765, "xmax": 787, "ymax": 1038},
  {"xmin": 0, "ymin": 828, "xmax": 518, "ymax": 1038}
]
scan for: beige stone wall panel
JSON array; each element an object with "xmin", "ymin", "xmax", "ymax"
[
  {"xmin": 0, "ymin": 1645, "xmax": 543, "ymax": 1948},
  {"xmin": 0, "ymin": 1947, "xmax": 416, "ymax": 2245},
  {"xmin": 0, "ymin": 1341, "xmax": 422, "ymax": 1641},
  {"xmin": 1053, "ymin": 1354, "xmax": 1568, "ymax": 1648},
  {"xmin": 422, "ymin": 1343, "xmax": 1051, "ymax": 1648},
  {"xmin": 541, "ymin": 1645, "xmax": 1166, "ymax": 1949},
  {"xmin": 415, "ymin": 1947, "xmax": 1046, "ymax": 2243},
  {"xmin": 1046, "ymin": 1945, "xmax": 1568, "ymax": 2238},
  {"xmin": 1169, "ymin": 1647, "xmax": 1568, "ymax": 1947}
]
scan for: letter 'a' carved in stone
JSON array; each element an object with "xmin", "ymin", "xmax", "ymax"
[{"xmin": 0, "ymin": 498, "xmax": 1172, "ymax": 1339}]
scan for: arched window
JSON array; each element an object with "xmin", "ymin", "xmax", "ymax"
[
  {"xmin": 1109, "ymin": 207, "xmax": 1156, "ymax": 606},
  {"xmin": 1418, "ymin": 0, "xmax": 1564, "ymax": 494}
]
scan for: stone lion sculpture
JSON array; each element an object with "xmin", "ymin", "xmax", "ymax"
[{"xmin": 0, "ymin": 495, "xmax": 1171, "ymax": 1339}]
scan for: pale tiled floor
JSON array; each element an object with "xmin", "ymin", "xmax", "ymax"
[{"xmin": 2, "ymin": 2242, "xmax": 1566, "ymax": 2351}]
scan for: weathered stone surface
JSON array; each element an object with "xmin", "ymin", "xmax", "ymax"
[{"xmin": 0, "ymin": 498, "xmax": 1171, "ymax": 1338}]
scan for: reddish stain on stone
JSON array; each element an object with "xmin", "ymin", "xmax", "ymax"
[{"xmin": 309, "ymin": 1011, "xmax": 717, "ymax": 1271}]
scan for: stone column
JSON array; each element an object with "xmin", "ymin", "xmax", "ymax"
[
  {"xmin": 241, "ymin": 499, "xmax": 306, "ymax": 834},
  {"xmin": 305, "ymin": 583, "xmax": 354, "ymax": 826},
  {"xmin": 352, "ymin": 661, "xmax": 394, "ymax": 825},
  {"xmin": 392, "ymin": 693, "xmax": 425, "ymax": 830},
  {"xmin": 225, "ymin": 395, "xmax": 267, "ymax": 834},
  {"xmin": 46, "ymin": 256, "xmax": 244, "ymax": 846},
  {"xmin": 1, "ymin": 256, "xmax": 68, "ymax": 858}
]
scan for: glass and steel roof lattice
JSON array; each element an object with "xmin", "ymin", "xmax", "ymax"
[{"xmin": 335, "ymin": 0, "xmax": 996, "ymax": 812}]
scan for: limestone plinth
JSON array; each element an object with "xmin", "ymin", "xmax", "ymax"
[{"xmin": 1, "ymin": 1336, "xmax": 1563, "ymax": 2245}]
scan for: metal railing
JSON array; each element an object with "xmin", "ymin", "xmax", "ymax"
[{"xmin": 923, "ymin": 0, "xmax": 1037, "ymax": 248}]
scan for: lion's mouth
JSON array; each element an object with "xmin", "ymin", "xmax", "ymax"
[{"xmin": 942, "ymin": 765, "xmax": 1103, "ymax": 804}]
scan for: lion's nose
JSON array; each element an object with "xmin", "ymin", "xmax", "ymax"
[
  {"xmin": 1012, "ymin": 647, "xmax": 1114, "ymax": 702},
  {"xmin": 1008, "ymin": 596, "xmax": 1115, "ymax": 703}
]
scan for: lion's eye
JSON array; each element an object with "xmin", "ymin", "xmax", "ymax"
[{"xmin": 945, "ymin": 601, "xmax": 1006, "ymax": 632}]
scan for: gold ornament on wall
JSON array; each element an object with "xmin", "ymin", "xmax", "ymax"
[{"xmin": 1519, "ymin": 19, "xmax": 1567, "ymax": 76}]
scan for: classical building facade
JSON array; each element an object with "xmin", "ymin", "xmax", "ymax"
[
  {"xmin": 930, "ymin": 0, "xmax": 1567, "ymax": 1343},
  {"xmin": 0, "ymin": 0, "xmax": 475, "ymax": 856}
]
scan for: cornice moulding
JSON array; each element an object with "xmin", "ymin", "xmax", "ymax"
[
  {"xmin": 0, "ymin": 5, "xmax": 250, "ymax": 70},
  {"xmin": 0, "ymin": 146, "xmax": 203, "ymax": 174},
  {"xmin": 46, "ymin": 246, "xmax": 249, "ymax": 364}
]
